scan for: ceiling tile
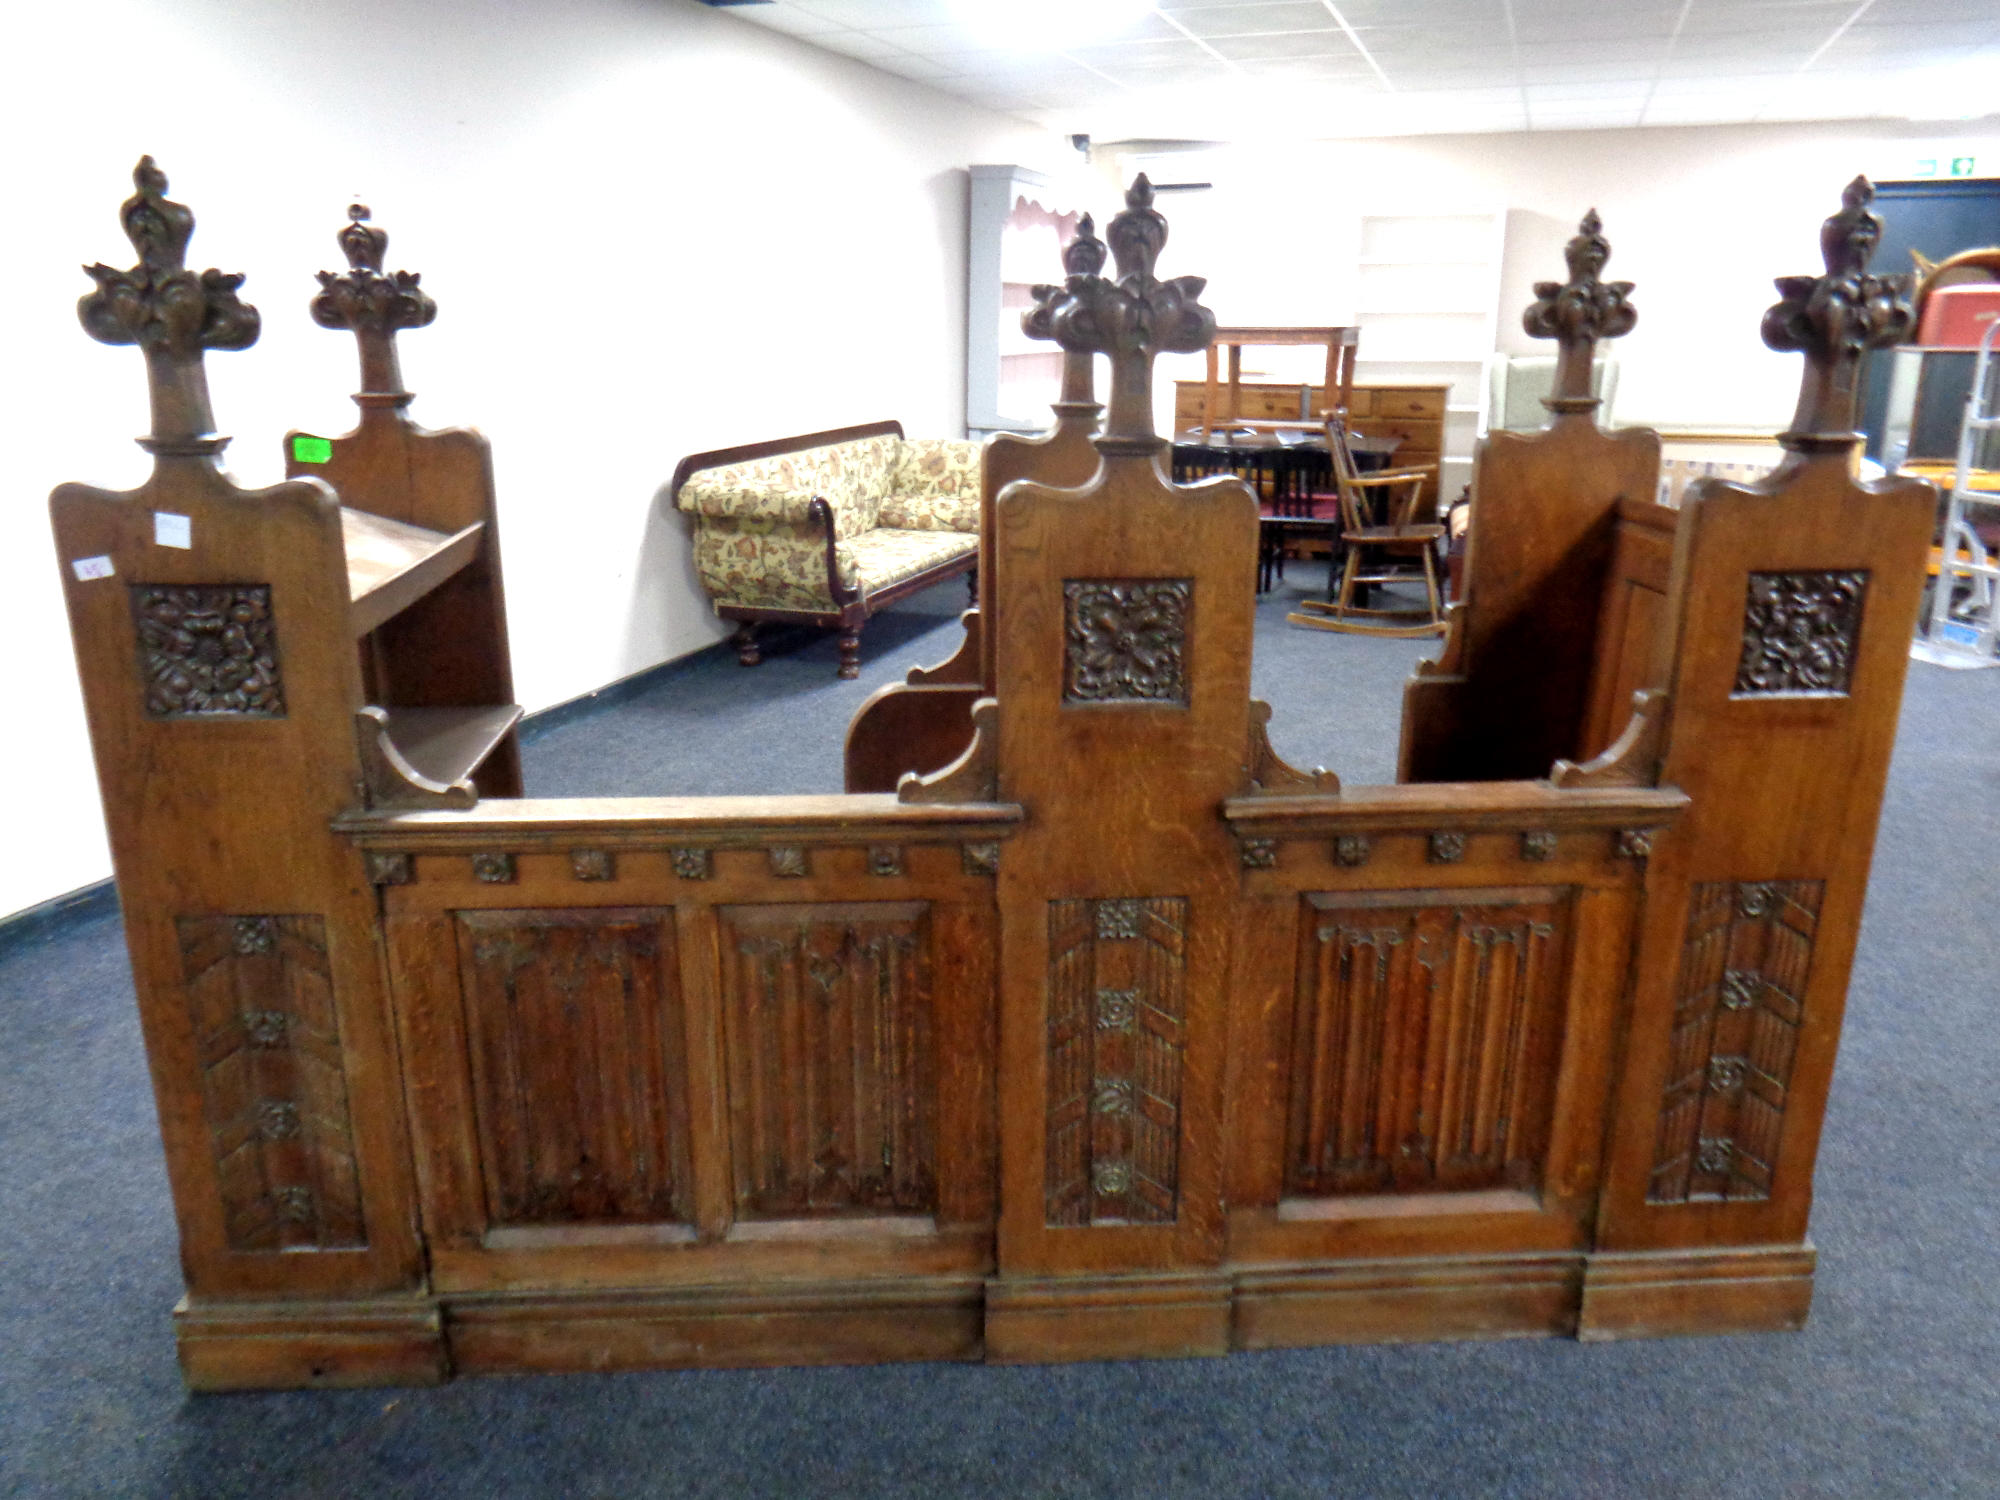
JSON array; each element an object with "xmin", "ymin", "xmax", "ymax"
[
  {"xmin": 750, "ymin": 4, "xmax": 854, "ymax": 34},
  {"xmin": 1207, "ymin": 29, "xmax": 1365, "ymax": 61},
  {"xmin": 1066, "ymin": 36, "xmax": 1216, "ymax": 69},
  {"xmin": 718, "ymin": 0, "xmax": 1996, "ymax": 141},
  {"xmin": 1166, "ymin": 3, "xmax": 1343, "ymax": 39}
]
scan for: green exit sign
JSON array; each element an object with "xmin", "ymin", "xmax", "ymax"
[{"xmin": 1952, "ymin": 156, "xmax": 1977, "ymax": 177}]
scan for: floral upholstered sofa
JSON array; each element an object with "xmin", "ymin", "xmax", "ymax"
[{"xmin": 669, "ymin": 420, "xmax": 983, "ymax": 679}]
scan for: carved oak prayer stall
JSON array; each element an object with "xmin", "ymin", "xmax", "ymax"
[{"xmin": 50, "ymin": 160, "xmax": 1928, "ymax": 1387}]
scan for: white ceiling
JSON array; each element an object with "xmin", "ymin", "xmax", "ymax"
[{"xmin": 724, "ymin": 0, "xmax": 2000, "ymax": 142}]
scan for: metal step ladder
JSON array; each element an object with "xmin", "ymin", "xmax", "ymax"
[{"xmin": 1912, "ymin": 315, "xmax": 2000, "ymax": 669}]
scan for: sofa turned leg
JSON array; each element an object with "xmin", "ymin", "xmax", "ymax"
[
  {"xmin": 733, "ymin": 621, "xmax": 762, "ymax": 667},
  {"xmin": 836, "ymin": 627, "xmax": 862, "ymax": 680}
]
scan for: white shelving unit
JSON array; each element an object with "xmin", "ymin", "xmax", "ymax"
[
  {"xmin": 1351, "ymin": 210, "xmax": 1507, "ymax": 503},
  {"xmin": 967, "ymin": 164, "xmax": 1081, "ymax": 437}
]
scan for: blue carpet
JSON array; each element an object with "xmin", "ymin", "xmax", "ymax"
[{"xmin": 2, "ymin": 579, "xmax": 1995, "ymax": 1499}]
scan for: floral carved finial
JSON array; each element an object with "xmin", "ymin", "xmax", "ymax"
[
  {"xmin": 1021, "ymin": 213, "xmax": 1108, "ymax": 416},
  {"xmin": 337, "ymin": 202, "xmax": 388, "ymax": 272},
  {"xmin": 1043, "ymin": 175, "xmax": 1215, "ymax": 454},
  {"xmin": 1062, "ymin": 211, "xmax": 1107, "ymax": 278},
  {"xmin": 77, "ymin": 156, "xmax": 259, "ymax": 454},
  {"xmin": 1522, "ymin": 209, "xmax": 1635, "ymax": 414},
  {"xmin": 311, "ymin": 203, "xmax": 436, "ymax": 404},
  {"xmin": 1762, "ymin": 176, "xmax": 1913, "ymax": 450}
]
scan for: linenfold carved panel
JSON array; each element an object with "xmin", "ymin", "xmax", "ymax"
[
  {"xmin": 1649, "ymin": 880, "xmax": 1821, "ymax": 1203},
  {"xmin": 1062, "ymin": 579, "xmax": 1191, "ymax": 704},
  {"xmin": 1284, "ymin": 892, "xmax": 1568, "ymax": 1196},
  {"xmin": 1046, "ymin": 897, "xmax": 1188, "ymax": 1225},
  {"xmin": 1734, "ymin": 571, "xmax": 1867, "ymax": 696},
  {"xmin": 720, "ymin": 903, "xmax": 937, "ymax": 1217},
  {"xmin": 176, "ymin": 914, "xmax": 363, "ymax": 1251},
  {"xmin": 132, "ymin": 585, "xmax": 285, "ymax": 717},
  {"xmin": 456, "ymin": 909, "xmax": 692, "ymax": 1225}
]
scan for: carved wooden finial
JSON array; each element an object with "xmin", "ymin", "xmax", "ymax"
[
  {"xmin": 310, "ymin": 203, "xmax": 436, "ymax": 406},
  {"xmin": 1045, "ymin": 175, "xmax": 1216, "ymax": 455},
  {"xmin": 1523, "ymin": 209, "xmax": 1635, "ymax": 413},
  {"xmin": 1025, "ymin": 214, "xmax": 1109, "ymax": 412},
  {"xmin": 78, "ymin": 156, "xmax": 260, "ymax": 456},
  {"xmin": 1062, "ymin": 211, "xmax": 1107, "ymax": 278},
  {"xmin": 1763, "ymin": 176, "xmax": 1914, "ymax": 451}
]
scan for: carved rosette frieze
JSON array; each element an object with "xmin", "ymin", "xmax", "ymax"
[
  {"xmin": 671, "ymin": 848, "xmax": 712, "ymax": 880},
  {"xmin": 1240, "ymin": 838, "xmax": 1278, "ymax": 870},
  {"xmin": 1649, "ymin": 879, "xmax": 1823, "ymax": 1204},
  {"xmin": 570, "ymin": 849, "xmax": 615, "ymax": 882},
  {"xmin": 310, "ymin": 204, "xmax": 437, "ymax": 403},
  {"xmin": 867, "ymin": 845, "xmax": 904, "ymax": 877},
  {"xmin": 130, "ymin": 585, "xmax": 285, "ymax": 718},
  {"xmin": 961, "ymin": 842, "xmax": 1001, "ymax": 877},
  {"xmin": 1522, "ymin": 208, "xmax": 1636, "ymax": 411},
  {"xmin": 1063, "ymin": 579, "xmax": 1191, "ymax": 704},
  {"xmin": 1334, "ymin": 835, "xmax": 1371, "ymax": 868},
  {"xmin": 365, "ymin": 851, "xmax": 413, "ymax": 886},
  {"xmin": 1734, "ymin": 570, "xmax": 1868, "ymax": 696},
  {"xmin": 1041, "ymin": 175, "xmax": 1216, "ymax": 452},
  {"xmin": 175, "ymin": 914, "xmax": 364, "ymax": 1251},
  {"xmin": 1615, "ymin": 828, "xmax": 1657, "ymax": 861},
  {"xmin": 769, "ymin": 846, "xmax": 809, "ymax": 878},
  {"xmin": 721, "ymin": 904, "xmax": 936, "ymax": 1215},
  {"xmin": 1287, "ymin": 895, "xmax": 1565, "ymax": 1194},
  {"xmin": 1428, "ymin": 832, "xmax": 1466, "ymax": 864},
  {"xmin": 471, "ymin": 852, "xmax": 515, "ymax": 884},
  {"xmin": 1521, "ymin": 831, "xmax": 1558, "ymax": 862},
  {"xmin": 1762, "ymin": 177, "xmax": 1915, "ymax": 448},
  {"xmin": 1046, "ymin": 897, "xmax": 1188, "ymax": 1227},
  {"xmin": 78, "ymin": 156, "xmax": 260, "ymax": 452}
]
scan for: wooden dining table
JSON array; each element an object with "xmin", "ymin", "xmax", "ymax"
[{"xmin": 1170, "ymin": 428, "xmax": 1405, "ymax": 592}]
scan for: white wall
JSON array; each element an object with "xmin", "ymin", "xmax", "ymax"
[
  {"xmin": 1, "ymin": 0, "xmax": 1062, "ymax": 920},
  {"xmin": 1123, "ymin": 119, "xmax": 2000, "ymax": 430}
]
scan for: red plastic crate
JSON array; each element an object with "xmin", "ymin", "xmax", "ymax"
[{"xmin": 1918, "ymin": 283, "xmax": 2000, "ymax": 348}]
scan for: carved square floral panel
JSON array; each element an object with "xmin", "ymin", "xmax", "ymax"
[
  {"xmin": 1733, "ymin": 570, "xmax": 1867, "ymax": 697},
  {"xmin": 131, "ymin": 584, "xmax": 285, "ymax": 718},
  {"xmin": 1062, "ymin": 579, "xmax": 1191, "ymax": 705}
]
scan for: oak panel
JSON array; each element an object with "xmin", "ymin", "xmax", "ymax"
[
  {"xmin": 456, "ymin": 909, "xmax": 692, "ymax": 1227},
  {"xmin": 718, "ymin": 902, "xmax": 938, "ymax": 1218},
  {"xmin": 1284, "ymin": 891, "xmax": 1569, "ymax": 1198}
]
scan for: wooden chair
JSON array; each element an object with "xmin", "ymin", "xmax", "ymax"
[{"xmin": 1288, "ymin": 417, "xmax": 1443, "ymax": 635}]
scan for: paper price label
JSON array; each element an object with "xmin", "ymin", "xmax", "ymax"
[
  {"xmin": 71, "ymin": 555, "xmax": 115, "ymax": 581},
  {"xmin": 154, "ymin": 512, "xmax": 192, "ymax": 548}
]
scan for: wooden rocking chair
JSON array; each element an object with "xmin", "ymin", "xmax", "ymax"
[{"xmin": 1288, "ymin": 417, "xmax": 1444, "ymax": 636}]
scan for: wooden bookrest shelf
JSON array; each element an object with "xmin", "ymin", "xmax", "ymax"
[
  {"xmin": 374, "ymin": 704, "xmax": 523, "ymax": 789},
  {"xmin": 341, "ymin": 508, "xmax": 485, "ymax": 635}
]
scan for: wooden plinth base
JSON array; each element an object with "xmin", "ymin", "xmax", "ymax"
[
  {"xmin": 175, "ymin": 1295, "xmax": 447, "ymax": 1391},
  {"xmin": 1576, "ymin": 1243, "xmax": 1816, "ymax": 1340},
  {"xmin": 1235, "ymin": 1253, "xmax": 1583, "ymax": 1347},
  {"xmin": 169, "ymin": 1246, "xmax": 1819, "ymax": 1387},
  {"xmin": 984, "ymin": 1273, "xmax": 1232, "ymax": 1363},
  {"xmin": 446, "ymin": 1277, "xmax": 984, "ymax": 1374}
]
